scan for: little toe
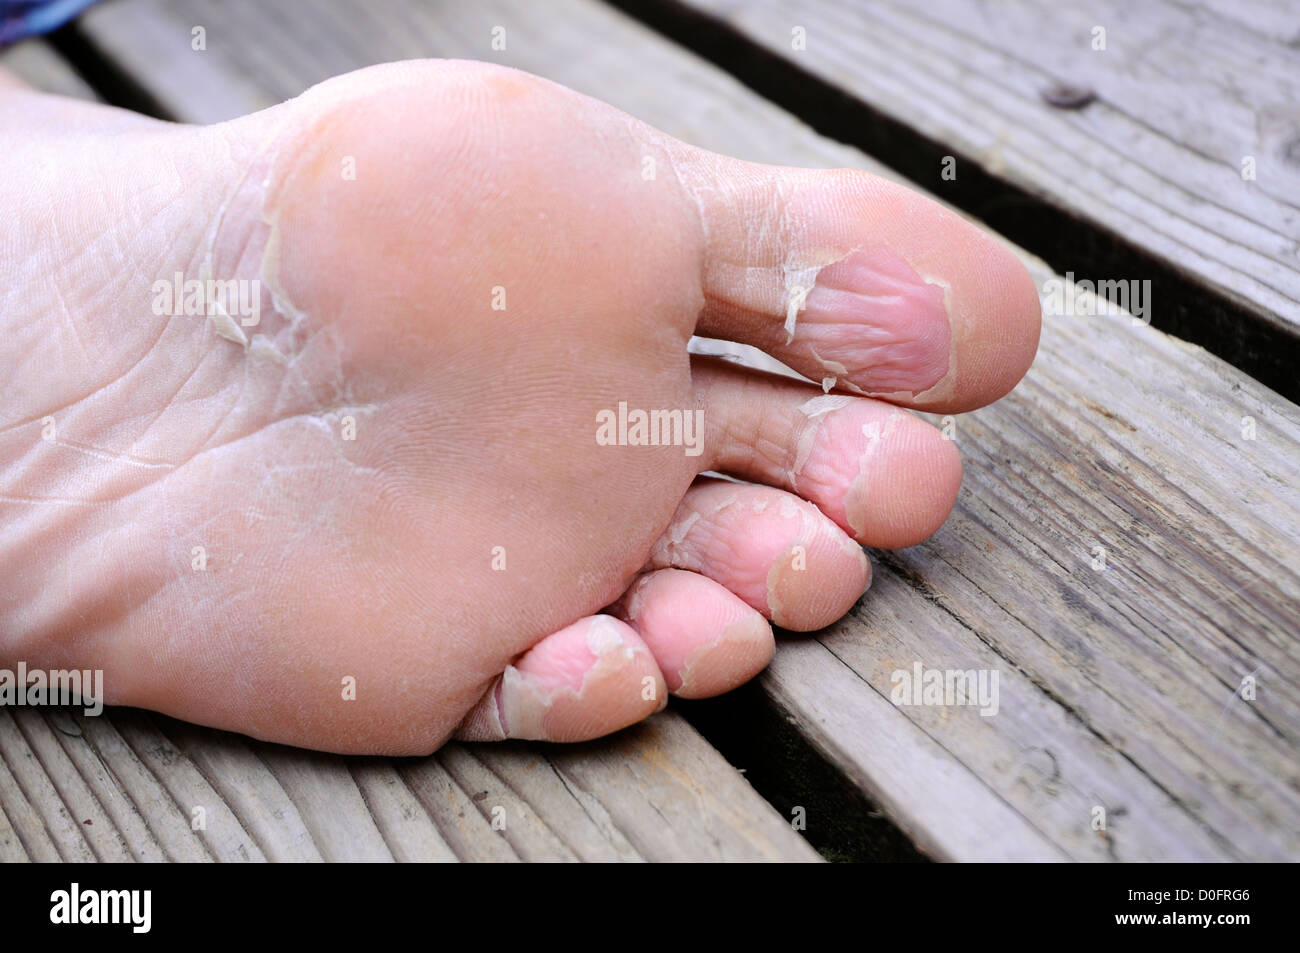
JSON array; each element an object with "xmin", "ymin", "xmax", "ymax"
[
  {"xmin": 646, "ymin": 479, "xmax": 871, "ymax": 631},
  {"xmin": 455, "ymin": 615, "xmax": 665, "ymax": 743},
  {"xmin": 611, "ymin": 568, "xmax": 774, "ymax": 699},
  {"xmin": 694, "ymin": 356, "xmax": 962, "ymax": 549}
]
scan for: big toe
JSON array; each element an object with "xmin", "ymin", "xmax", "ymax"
[{"xmin": 663, "ymin": 148, "xmax": 1041, "ymax": 412}]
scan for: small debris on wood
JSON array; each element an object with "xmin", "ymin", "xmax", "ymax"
[{"xmin": 1040, "ymin": 82, "xmax": 1095, "ymax": 109}]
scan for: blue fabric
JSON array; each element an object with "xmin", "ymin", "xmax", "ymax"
[{"xmin": 0, "ymin": 0, "xmax": 100, "ymax": 46}]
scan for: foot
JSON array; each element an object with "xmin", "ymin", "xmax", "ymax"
[{"xmin": 1, "ymin": 61, "xmax": 1039, "ymax": 754}]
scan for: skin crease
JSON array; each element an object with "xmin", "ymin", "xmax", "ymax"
[{"xmin": 0, "ymin": 59, "xmax": 1040, "ymax": 755}]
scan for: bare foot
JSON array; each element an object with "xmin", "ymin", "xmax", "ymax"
[{"xmin": 0, "ymin": 61, "xmax": 1039, "ymax": 754}]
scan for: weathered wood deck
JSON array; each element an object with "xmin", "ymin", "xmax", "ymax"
[{"xmin": 2, "ymin": 0, "xmax": 1297, "ymax": 862}]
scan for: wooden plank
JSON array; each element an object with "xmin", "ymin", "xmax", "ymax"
[
  {"xmin": 33, "ymin": 709, "xmax": 168, "ymax": 862},
  {"xmin": 469, "ymin": 748, "xmax": 642, "ymax": 863},
  {"xmin": 71, "ymin": 711, "xmax": 213, "ymax": 862},
  {"xmin": 0, "ymin": 744, "xmax": 62, "ymax": 862},
  {"xmin": 0, "ymin": 710, "xmax": 97, "ymax": 861},
  {"xmin": 0, "ymin": 39, "xmax": 97, "ymax": 100},
  {"xmin": 0, "ymin": 799, "xmax": 28, "ymax": 863},
  {"xmin": 547, "ymin": 709, "xmax": 855, "ymax": 862},
  {"xmin": 65, "ymin": 0, "xmax": 1300, "ymax": 860},
  {"xmin": 396, "ymin": 757, "xmax": 519, "ymax": 862},
  {"xmin": 247, "ymin": 745, "xmax": 393, "ymax": 862},
  {"xmin": 107, "ymin": 709, "xmax": 265, "ymax": 861},
  {"xmin": 0, "ymin": 706, "xmax": 815, "ymax": 862},
  {"xmin": 346, "ymin": 762, "xmax": 458, "ymax": 863},
  {"xmin": 618, "ymin": 0, "xmax": 1300, "ymax": 400}
]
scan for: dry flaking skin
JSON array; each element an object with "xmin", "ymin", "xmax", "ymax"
[
  {"xmin": 674, "ymin": 611, "xmax": 773, "ymax": 698},
  {"xmin": 614, "ymin": 570, "xmax": 774, "ymax": 698},
  {"xmin": 200, "ymin": 113, "xmax": 327, "ymax": 371},
  {"xmin": 457, "ymin": 616, "xmax": 664, "ymax": 742},
  {"xmin": 762, "ymin": 494, "xmax": 822, "ymax": 628},
  {"xmin": 787, "ymin": 391, "xmax": 910, "ymax": 543},
  {"xmin": 790, "ymin": 394, "xmax": 855, "ymax": 486},
  {"xmin": 845, "ymin": 411, "xmax": 904, "ymax": 539}
]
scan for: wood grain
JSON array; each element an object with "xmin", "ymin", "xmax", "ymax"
[
  {"xmin": 20, "ymin": 0, "xmax": 1300, "ymax": 860},
  {"xmin": 0, "ymin": 707, "xmax": 817, "ymax": 862}
]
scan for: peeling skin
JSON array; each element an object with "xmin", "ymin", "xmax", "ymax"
[
  {"xmin": 809, "ymin": 344, "xmax": 866, "ymax": 396},
  {"xmin": 782, "ymin": 266, "xmax": 818, "ymax": 343},
  {"xmin": 807, "ymin": 347, "xmax": 849, "ymax": 377},
  {"xmin": 211, "ymin": 305, "xmax": 249, "ymax": 346},
  {"xmin": 203, "ymin": 122, "xmax": 313, "ymax": 368},
  {"xmin": 863, "ymin": 273, "xmax": 957, "ymax": 403},
  {"xmin": 653, "ymin": 494, "xmax": 745, "ymax": 567},
  {"xmin": 668, "ymin": 510, "xmax": 702, "ymax": 542},
  {"xmin": 259, "ymin": 210, "xmax": 310, "ymax": 333},
  {"xmin": 675, "ymin": 612, "xmax": 771, "ymax": 698},
  {"xmin": 621, "ymin": 575, "xmax": 652, "ymax": 621},
  {"xmin": 656, "ymin": 509, "xmax": 702, "ymax": 564},
  {"xmin": 789, "ymin": 395, "xmax": 853, "ymax": 486},
  {"xmin": 495, "ymin": 616, "xmax": 646, "ymax": 741},
  {"xmin": 194, "ymin": 255, "xmax": 248, "ymax": 347},
  {"xmin": 788, "ymin": 432, "xmax": 815, "ymax": 489},
  {"xmin": 249, "ymin": 334, "xmax": 289, "ymax": 365},
  {"xmin": 765, "ymin": 553, "xmax": 793, "ymax": 629},
  {"xmin": 781, "ymin": 246, "xmax": 861, "ymax": 345},
  {"xmin": 794, "ymin": 248, "xmax": 952, "ymax": 396},
  {"xmin": 798, "ymin": 395, "xmax": 853, "ymax": 418},
  {"xmin": 194, "ymin": 126, "xmax": 294, "ymax": 356},
  {"xmin": 643, "ymin": 126, "xmax": 957, "ymax": 399},
  {"xmin": 497, "ymin": 666, "xmax": 551, "ymax": 738},
  {"xmin": 762, "ymin": 499, "xmax": 822, "ymax": 629},
  {"xmin": 845, "ymin": 411, "xmax": 904, "ymax": 538},
  {"xmin": 584, "ymin": 613, "xmax": 629, "ymax": 657}
]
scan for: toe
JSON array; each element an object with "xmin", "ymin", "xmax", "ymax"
[
  {"xmin": 611, "ymin": 569, "xmax": 774, "ymax": 699},
  {"xmin": 646, "ymin": 478, "xmax": 871, "ymax": 631},
  {"xmin": 694, "ymin": 356, "xmax": 962, "ymax": 548},
  {"xmin": 455, "ymin": 615, "xmax": 665, "ymax": 743},
  {"xmin": 670, "ymin": 151, "xmax": 1040, "ymax": 411}
]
